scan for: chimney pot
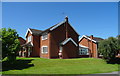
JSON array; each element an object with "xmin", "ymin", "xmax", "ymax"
[
  {"xmin": 65, "ymin": 16, "xmax": 68, "ymax": 22},
  {"xmin": 90, "ymin": 35, "xmax": 93, "ymax": 39}
]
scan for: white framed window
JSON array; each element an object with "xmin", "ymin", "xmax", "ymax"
[
  {"xmin": 41, "ymin": 46, "xmax": 48, "ymax": 54},
  {"xmin": 42, "ymin": 34, "xmax": 48, "ymax": 40},
  {"xmin": 27, "ymin": 36, "xmax": 32, "ymax": 42},
  {"xmin": 79, "ymin": 48, "xmax": 89, "ymax": 55}
]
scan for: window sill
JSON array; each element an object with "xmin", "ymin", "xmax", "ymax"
[
  {"xmin": 42, "ymin": 38, "xmax": 48, "ymax": 40},
  {"xmin": 41, "ymin": 52, "xmax": 48, "ymax": 54},
  {"xmin": 79, "ymin": 54, "xmax": 89, "ymax": 55}
]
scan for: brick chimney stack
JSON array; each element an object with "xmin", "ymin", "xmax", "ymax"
[
  {"xmin": 90, "ymin": 35, "xmax": 94, "ymax": 57},
  {"xmin": 65, "ymin": 16, "xmax": 68, "ymax": 39},
  {"xmin": 90, "ymin": 35, "xmax": 93, "ymax": 39}
]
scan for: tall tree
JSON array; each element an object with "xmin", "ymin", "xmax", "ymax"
[{"xmin": 1, "ymin": 28, "xmax": 20, "ymax": 62}]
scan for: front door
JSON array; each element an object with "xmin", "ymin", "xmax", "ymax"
[{"xmin": 59, "ymin": 46, "xmax": 62, "ymax": 58}]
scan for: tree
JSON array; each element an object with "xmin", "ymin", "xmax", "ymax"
[
  {"xmin": 117, "ymin": 35, "xmax": 120, "ymax": 51},
  {"xmin": 1, "ymin": 28, "xmax": 20, "ymax": 62},
  {"xmin": 98, "ymin": 37, "xmax": 118, "ymax": 63},
  {"xmin": 0, "ymin": 29, "xmax": 2, "ymax": 60}
]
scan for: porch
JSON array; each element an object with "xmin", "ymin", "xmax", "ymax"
[{"xmin": 19, "ymin": 42, "xmax": 33, "ymax": 57}]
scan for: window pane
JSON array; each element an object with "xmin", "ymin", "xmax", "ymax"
[
  {"xmin": 28, "ymin": 36, "xmax": 32, "ymax": 42},
  {"xmin": 79, "ymin": 48, "xmax": 88, "ymax": 55},
  {"xmin": 42, "ymin": 34, "xmax": 48, "ymax": 40},
  {"xmin": 43, "ymin": 47, "xmax": 48, "ymax": 53},
  {"xmin": 30, "ymin": 36, "xmax": 31, "ymax": 41}
]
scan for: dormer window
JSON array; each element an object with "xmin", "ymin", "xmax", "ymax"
[
  {"xmin": 28, "ymin": 36, "xmax": 32, "ymax": 42},
  {"xmin": 42, "ymin": 33, "xmax": 48, "ymax": 40}
]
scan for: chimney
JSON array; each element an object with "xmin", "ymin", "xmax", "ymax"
[
  {"xmin": 65, "ymin": 16, "xmax": 69, "ymax": 39},
  {"xmin": 65, "ymin": 16, "xmax": 68, "ymax": 22},
  {"xmin": 90, "ymin": 35, "xmax": 93, "ymax": 39},
  {"xmin": 90, "ymin": 35, "xmax": 93, "ymax": 57}
]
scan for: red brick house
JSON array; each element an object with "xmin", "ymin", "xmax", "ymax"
[
  {"xmin": 18, "ymin": 37, "xmax": 26, "ymax": 57},
  {"xmin": 79, "ymin": 35, "xmax": 103, "ymax": 58},
  {"xmin": 18, "ymin": 37, "xmax": 26, "ymax": 45},
  {"xmin": 19, "ymin": 17, "xmax": 79, "ymax": 59}
]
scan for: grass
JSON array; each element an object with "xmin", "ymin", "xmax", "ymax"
[{"xmin": 2, "ymin": 57, "xmax": 119, "ymax": 74}]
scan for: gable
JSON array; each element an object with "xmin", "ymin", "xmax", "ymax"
[
  {"xmin": 25, "ymin": 28, "xmax": 33, "ymax": 38},
  {"xmin": 26, "ymin": 31, "xmax": 32, "ymax": 38},
  {"xmin": 79, "ymin": 37, "xmax": 88, "ymax": 44},
  {"xmin": 61, "ymin": 38, "xmax": 78, "ymax": 46},
  {"xmin": 79, "ymin": 35, "xmax": 97, "ymax": 43},
  {"xmin": 25, "ymin": 28, "xmax": 43, "ymax": 38}
]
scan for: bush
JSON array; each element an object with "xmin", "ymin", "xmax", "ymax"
[{"xmin": 98, "ymin": 37, "xmax": 118, "ymax": 63}]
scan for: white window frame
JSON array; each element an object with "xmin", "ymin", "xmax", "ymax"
[
  {"xmin": 27, "ymin": 36, "xmax": 32, "ymax": 42},
  {"xmin": 79, "ymin": 48, "xmax": 89, "ymax": 55},
  {"xmin": 42, "ymin": 34, "xmax": 48, "ymax": 40},
  {"xmin": 41, "ymin": 46, "xmax": 48, "ymax": 54}
]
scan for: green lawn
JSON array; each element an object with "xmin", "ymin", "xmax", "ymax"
[{"xmin": 2, "ymin": 57, "xmax": 119, "ymax": 74}]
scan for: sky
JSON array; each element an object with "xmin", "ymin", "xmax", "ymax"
[{"xmin": 2, "ymin": 2, "xmax": 118, "ymax": 39}]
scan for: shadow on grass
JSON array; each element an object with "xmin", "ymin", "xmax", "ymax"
[
  {"xmin": 2, "ymin": 59, "xmax": 34, "ymax": 71},
  {"xmin": 107, "ymin": 58, "xmax": 120, "ymax": 64}
]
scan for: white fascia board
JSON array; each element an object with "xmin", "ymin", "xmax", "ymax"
[
  {"xmin": 79, "ymin": 35, "xmax": 97, "ymax": 43},
  {"xmin": 68, "ymin": 22, "xmax": 79, "ymax": 36},
  {"xmin": 79, "ymin": 44, "xmax": 88, "ymax": 48},
  {"xmin": 31, "ymin": 42, "xmax": 33, "ymax": 46},
  {"xmin": 79, "ymin": 35, "xmax": 85, "ymax": 41},
  {"xmin": 50, "ymin": 20, "xmax": 66, "ymax": 31},
  {"xmin": 25, "ymin": 28, "xmax": 33, "ymax": 38},
  {"xmin": 50, "ymin": 20, "xmax": 79, "ymax": 36},
  {"xmin": 62, "ymin": 38, "xmax": 78, "ymax": 46}
]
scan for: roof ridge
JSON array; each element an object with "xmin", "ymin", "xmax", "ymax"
[{"xmin": 29, "ymin": 28, "xmax": 43, "ymax": 31}]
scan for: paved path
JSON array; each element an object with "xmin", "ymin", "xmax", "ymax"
[
  {"xmin": 76, "ymin": 72, "xmax": 120, "ymax": 76},
  {"xmin": 97, "ymin": 71, "xmax": 120, "ymax": 74}
]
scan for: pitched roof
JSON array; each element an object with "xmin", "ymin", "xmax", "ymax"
[
  {"xmin": 61, "ymin": 38, "xmax": 78, "ymax": 46},
  {"xmin": 93, "ymin": 37, "xmax": 104, "ymax": 42},
  {"xmin": 41, "ymin": 21, "xmax": 65, "ymax": 34},
  {"xmin": 79, "ymin": 35, "xmax": 104, "ymax": 43},
  {"xmin": 86, "ymin": 35, "xmax": 104, "ymax": 42},
  {"xmin": 25, "ymin": 28, "xmax": 43, "ymax": 37},
  {"xmin": 79, "ymin": 35, "xmax": 97, "ymax": 43},
  {"xmin": 18, "ymin": 37, "xmax": 26, "ymax": 45},
  {"xmin": 49, "ymin": 21, "xmax": 79, "ymax": 35},
  {"xmin": 25, "ymin": 17, "xmax": 79, "ymax": 37},
  {"xmin": 29, "ymin": 28, "xmax": 43, "ymax": 35},
  {"xmin": 21, "ymin": 42, "xmax": 33, "ymax": 47}
]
